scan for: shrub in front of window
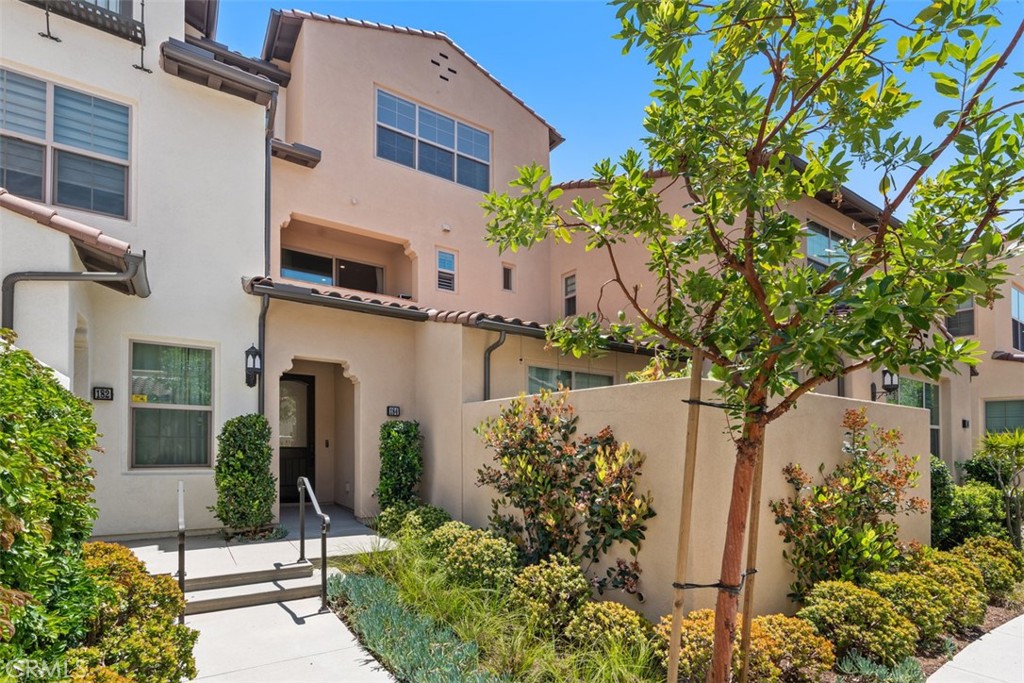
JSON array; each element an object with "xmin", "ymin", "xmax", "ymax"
[
  {"xmin": 952, "ymin": 535, "xmax": 1024, "ymax": 602},
  {"xmin": 796, "ymin": 581, "xmax": 918, "ymax": 665},
  {"xmin": 769, "ymin": 408, "xmax": 927, "ymax": 600},
  {"xmin": 66, "ymin": 542, "xmax": 197, "ymax": 683},
  {"xmin": 210, "ymin": 414, "xmax": 276, "ymax": 536},
  {"xmin": 0, "ymin": 329, "xmax": 100, "ymax": 660},
  {"xmin": 375, "ymin": 420, "xmax": 423, "ymax": 511}
]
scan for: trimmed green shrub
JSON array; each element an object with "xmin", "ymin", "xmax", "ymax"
[
  {"xmin": 654, "ymin": 609, "xmax": 835, "ymax": 682},
  {"xmin": 376, "ymin": 420, "xmax": 423, "ymax": 510},
  {"xmin": 948, "ymin": 481, "xmax": 1008, "ymax": 546},
  {"xmin": 67, "ymin": 542, "xmax": 198, "ymax": 683},
  {"xmin": 210, "ymin": 414, "xmax": 275, "ymax": 535},
  {"xmin": 564, "ymin": 600, "xmax": 651, "ymax": 652},
  {"xmin": 931, "ymin": 455, "xmax": 957, "ymax": 549},
  {"xmin": 865, "ymin": 571, "xmax": 951, "ymax": 643},
  {"xmin": 441, "ymin": 529, "xmax": 517, "ymax": 589},
  {"xmin": 328, "ymin": 573, "xmax": 502, "ymax": 683},
  {"xmin": 837, "ymin": 651, "xmax": 925, "ymax": 683},
  {"xmin": 374, "ymin": 501, "xmax": 420, "ymax": 538},
  {"xmin": 508, "ymin": 554, "xmax": 590, "ymax": 634},
  {"xmin": 902, "ymin": 547, "xmax": 986, "ymax": 631},
  {"xmin": 770, "ymin": 409, "xmax": 927, "ymax": 600},
  {"xmin": 963, "ymin": 430, "xmax": 1024, "ymax": 550},
  {"xmin": 953, "ymin": 535, "xmax": 1024, "ymax": 601},
  {"xmin": 797, "ymin": 581, "xmax": 918, "ymax": 664},
  {"xmin": 400, "ymin": 505, "xmax": 453, "ymax": 539},
  {"xmin": 0, "ymin": 330, "xmax": 100, "ymax": 659}
]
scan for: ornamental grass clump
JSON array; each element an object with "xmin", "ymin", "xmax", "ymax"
[
  {"xmin": 796, "ymin": 581, "xmax": 917, "ymax": 664},
  {"xmin": 864, "ymin": 571, "xmax": 951, "ymax": 644},
  {"xmin": 953, "ymin": 535, "xmax": 1024, "ymax": 602},
  {"xmin": 653, "ymin": 609, "xmax": 834, "ymax": 683},
  {"xmin": 563, "ymin": 600, "xmax": 652, "ymax": 653},
  {"xmin": 508, "ymin": 554, "xmax": 590, "ymax": 635}
]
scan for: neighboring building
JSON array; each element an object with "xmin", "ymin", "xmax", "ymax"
[{"xmin": 1, "ymin": 0, "xmax": 273, "ymax": 535}]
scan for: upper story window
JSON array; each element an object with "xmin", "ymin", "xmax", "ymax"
[
  {"xmin": 437, "ymin": 249, "xmax": 456, "ymax": 292},
  {"xmin": 947, "ymin": 296, "xmax": 975, "ymax": 337},
  {"xmin": 502, "ymin": 264, "xmax": 514, "ymax": 292},
  {"xmin": 563, "ymin": 273, "xmax": 577, "ymax": 316},
  {"xmin": 1012, "ymin": 287, "xmax": 1023, "ymax": 352},
  {"xmin": 806, "ymin": 222, "xmax": 847, "ymax": 273},
  {"xmin": 375, "ymin": 90, "xmax": 490, "ymax": 192},
  {"xmin": 0, "ymin": 68, "xmax": 129, "ymax": 218},
  {"xmin": 281, "ymin": 248, "xmax": 385, "ymax": 294}
]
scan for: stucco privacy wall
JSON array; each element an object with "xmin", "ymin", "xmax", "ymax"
[{"xmin": 458, "ymin": 380, "xmax": 931, "ymax": 621}]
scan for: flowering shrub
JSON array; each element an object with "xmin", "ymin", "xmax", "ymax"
[
  {"xmin": 476, "ymin": 390, "xmax": 655, "ymax": 595},
  {"xmin": 508, "ymin": 554, "xmax": 590, "ymax": 634},
  {"xmin": 564, "ymin": 600, "xmax": 651, "ymax": 652},
  {"xmin": 902, "ymin": 546, "xmax": 986, "ymax": 631},
  {"xmin": 425, "ymin": 521, "xmax": 472, "ymax": 557},
  {"xmin": 953, "ymin": 535, "xmax": 1024, "ymax": 601},
  {"xmin": 442, "ymin": 529, "xmax": 518, "ymax": 589},
  {"xmin": 865, "ymin": 571, "xmax": 951, "ymax": 643},
  {"xmin": 770, "ymin": 409, "xmax": 927, "ymax": 600},
  {"xmin": 796, "ymin": 580, "xmax": 918, "ymax": 664},
  {"xmin": 653, "ymin": 609, "xmax": 834, "ymax": 682},
  {"xmin": 376, "ymin": 503, "xmax": 451, "ymax": 539}
]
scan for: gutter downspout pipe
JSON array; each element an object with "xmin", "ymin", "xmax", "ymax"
[
  {"xmin": 257, "ymin": 91, "xmax": 276, "ymax": 416},
  {"xmin": 2, "ymin": 256, "xmax": 143, "ymax": 331},
  {"xmin": 482, "ymin": 330, "xmax": 506, "ymax": 401}
]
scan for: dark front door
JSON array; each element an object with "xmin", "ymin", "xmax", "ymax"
[{"xmin": 280, "ymin": 374, "xmax": 314, "ymax": 503}]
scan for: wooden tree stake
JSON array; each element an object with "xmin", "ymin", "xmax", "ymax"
[{"xmin": 738, "ymin": 439, "xmax": 766, "ymax": 683}]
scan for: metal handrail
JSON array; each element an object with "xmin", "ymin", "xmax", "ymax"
[
  {"xmin": 176, "ymin": 481, "xmax": 185, "ymax": 624},
  {"xmin": 297, "ymin": 476, "xmax": 331, "ymax": 612}
]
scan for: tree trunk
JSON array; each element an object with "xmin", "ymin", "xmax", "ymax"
[{"xmin": 708, "ymin": 418, "xmax": 766, "ymax": 683}]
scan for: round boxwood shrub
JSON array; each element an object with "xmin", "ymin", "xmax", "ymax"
[
  {"xmin": 653, "ymin": 610, "xmax": 834, "ymax": 683},
  {"xmin": 865, "ymin": 571, "xmax": 951, "ymax": 643},
  {"xmin": 210, "ymin": 414, "xmax": 275, "ymax": 535},
  {"xmin": 903, "ymin": 547, "xmax": 986, "ymax": 631},
  {"xmin": 953, "ymin": 535, "xmax": 1024, "ymax": 601},
  {"xmin": 374, "ymin": 501, "xmax": 419, "ymax": 538},
  {"xmin": 564, "ymin": 600, "xmax": 652, "ymax": 652},
  {"xmin": 796, "ymin": 581, "xmax": 918, "ymax": 664},
  {"xmin": 425, "ymin": 521, "xmax": 473, "ymax": 557},
  {"xmin": 400, "ymin": 505, "xmax": 453, "ymax": 538},
  {"xmin": 509, "ymin": 554, "xmax": 590, "ymax": 634},
  {"xmin": 442, "ymin": 528, "xmax": 518, "ymax": 589}
]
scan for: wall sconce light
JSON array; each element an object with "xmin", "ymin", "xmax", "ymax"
[
  {"xmin": 245, "ymin": 344, "xmax": 262, "ymax": 388},
  {"xmin": 962, "ymin": 419, "xmax": 970, "ymax": 429},
  {"xmin": 871, "ymin": 369, "xmax": 899, "ymax": 401}
]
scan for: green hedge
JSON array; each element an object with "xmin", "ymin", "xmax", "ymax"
[
  {"xmin": 211, "ymin": 414, "xmax": 276, "ymax": 534},
  {"xmin": 376, "ymin": 421, "xmax": 423, "ymax": 510}
]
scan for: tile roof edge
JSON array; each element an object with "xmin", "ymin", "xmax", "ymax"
[
  {"xmin": 0, "ymin": 188, "xmax": 131, "ymax": 257},
  {"xmin": 277, "ymin": 9, "xmax": 563, "ymax": 148}
]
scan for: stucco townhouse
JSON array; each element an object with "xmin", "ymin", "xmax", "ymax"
[{"xmin": 1, "ymin": 1, "xmax": 1019, "ymax": 539}]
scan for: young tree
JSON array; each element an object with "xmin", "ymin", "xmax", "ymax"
[{"xmin": 483, "ymin": 1, "xmax": 1024, "ymax": 681}]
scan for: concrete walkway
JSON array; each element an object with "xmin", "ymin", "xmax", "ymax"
[
  {"xmin": 928, "ymin": 614, "xmax": 1024, "ymax": 682},
  {"xmin": 114, "ymin": 505, "xmax": 396, "ymax": 682}
]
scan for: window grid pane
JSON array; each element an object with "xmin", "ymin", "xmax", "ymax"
[
  {"xmin": 0, "ymin": 69, "xmax": 46, "ymax": 139},
  {"xmin": 131, "ymin": 343, "xmax": 212, "ymax": 406},
  {"xmin": 376, "ymin": 91, "xmax": 415, "ymax": 134},
  {"xmin": 376, "ymin": 127, "xmax": 415, "ymax": 168},
  {"xmin": 457, "ymin": 123, "xmax": 490, "ymax": 161},
  {"xmin": 133, "ymin": 408, "xmax": 210, "ymax": 467},
  {"xmin": 986, "ymin": 400, "xmax": 1024, "ymax": 432},
  {"xmin": 54, "ymin": 149, "xmax": 127, "ymax": 217},
  {"xmin": 0, "ymin": 135, "xmax": 45, "ymax": 200},
  {"xmin": 54, "ymin": 87, "xmax": 130, "ymax": 160},
  {"xmin": 418, "ymin": 108, "xmax": 455, "ymax": 148},
  {"xmin": 417, "ymin": 141, "xmax": 454, "ymax": 180},
  {"xmin": 456, "ymin": 155, "xmax": 489, "ymax": 191}
]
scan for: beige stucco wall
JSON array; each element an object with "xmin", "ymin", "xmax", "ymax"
[
  {"xmin": 269, "ymin": 19, "xmax": 555, "ymax": 321},
  {"xmin": 457, "ymin": 380, "xmax": 931, "ymax": 621},
  {"xmin": 2, "ymin": 1, "xmax": 268, "ymax": 536}
]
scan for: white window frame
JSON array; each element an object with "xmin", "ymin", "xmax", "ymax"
[
  {"xmin": 436, "ymin": 248, "xmax": 457, "ymax": 293},
  {"xmin": 946, "ymin": 296, "xmax": 975, "ymax": 337},
  {"xmin": 0, "ymin": 68, "xmax": 131, "ymax": 219},
  {"xmin": 129, "ymin": 340, "xmax": 214, "ymax": 469},
  {"xmin": 527, "ymin": 366, "xmax": 613, "ymax": 394},
  {"xmin": 374, "ymin": 88, "xmax": 491, "ymax": 192},
  {"xmin": 563, "ymin": 272, "xmax": 577, "ymax": 316},
  {"xmin": 1012, "ymin": 286, "xmax": 1024, "ymax": 352},
  {"xmin": 805, "ymin": 222, "xmax": 847, "ymax": 272}
]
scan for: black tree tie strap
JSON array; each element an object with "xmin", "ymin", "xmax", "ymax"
[{"xmin": 672, "ymin": 569, "xmax": 757, "ymax": 597}]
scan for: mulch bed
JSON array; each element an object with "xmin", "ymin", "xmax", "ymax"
[{"xmin": 916, "ymin": 603, "xmax": 1022, "ymax": 677}]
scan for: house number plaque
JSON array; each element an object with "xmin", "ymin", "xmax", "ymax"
[
  {"xmin": 92, "ymin": 387, "xmax": 114, "ymax": 401},
  {"xmin": 386, "ymin": 405, "xmax": 401, "ymax": 417}
]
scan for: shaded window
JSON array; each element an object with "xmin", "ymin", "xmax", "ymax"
[
  {"xmin": 985, "ymin": 400, "xmax": 1024, "ymax": 433},
  {"xmin": 282, "ymin": 249, "xmax": 332, "ymax": 286},
  {"xmin": 336, "ymin": 258, "xmax": 384, "ymax": 293},
  {"xmin": 806, "ymin": 222, "xmax": 847, "ymax": 273},
  {"xmin": 437, "ymin": 250, "xmax": 456, "ymax": 292},
  {"xmin": 563, "ymin": 273, "xmax": 577, "ymax": 316},
  {"xmin": 946, "ymin": 296, "xmax": 975, "ymax": 337},
  {"xmin": 375, "ymin": 89, "xmax": 490, "ymax": 192},
  {"xmin": 1013, "ymin": 287, "xmax": 1023, "ymax": 352},
  {"xmin": 130, "ymin": 342, "xmax": 212, "ymax": 468},
  {"xmin": 896, "ymin": 377, "xmax": 940, "ymax": 456},
  {"xmin": 0, "ymin": 68, "xmax": 130, "ymax": 218},
  {"xmin": 527, "ymin": 366, "xmax": 612, "ymax": 394},
  {"xmin": 502, "ymin": 265, "xmax": 514, "ymax": 291}
]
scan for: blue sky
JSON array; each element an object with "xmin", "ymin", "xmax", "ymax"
[{"xmin": 217, "ymin": 0, "xmax": 1024, "ymax": 208}]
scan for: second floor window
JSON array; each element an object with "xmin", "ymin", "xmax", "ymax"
[
  {"xmin": 947, "ymin": 296, "xmax": 975, "ymax": 337},
  {"xmin": 806, "ymin": 222, "xmax": 847, "ymax": 273},
  {"xmin": 0, "ymin": 68, "xmax": 130, "ymax": 218},
  {"xmin": 375, "ymin": 90, "xmax": 490, "ymax": 192},
  {"xmin": 1013, "ymin": 287, "xmax": 1023, "ymax": 352},
  {"xmin": 563, "ymin": 273, "xmax": 577, "ymax": 316},
  {"xmin": 281, "ymin": 248, "xmax": 384, "ymax": 294},
  {"xmin": 437, "ymin": 250, "xmax": 456, "ymax": 292}
]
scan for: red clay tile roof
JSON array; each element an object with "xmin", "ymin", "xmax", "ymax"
[
  {"xmin": 0, "ymin": 187, "xmax": 130, "ymax": 256},
  {"xmin": 266, "ymin": 9, "xmax": 564, "ymax": 150}
]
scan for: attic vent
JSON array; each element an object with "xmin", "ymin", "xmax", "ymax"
[
  {"xmin": 438, "ymin": 52, "xmax": 449, "ymax": 59},
  {"xmin": 439, "ymin": 75, "xmax": 449, "ymax": 82},
  {"xmin": 430, "ymin": 59, "xmax": 440, "ymax": 66},
  {"xmin": 447, "ymin": 68, "xmax": 457, "ymax": 75}
]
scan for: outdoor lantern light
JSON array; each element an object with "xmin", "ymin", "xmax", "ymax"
[
  {"xmin": 871, "ymin": 369, "xmax": 899, "ymax": 401},
  {"xmin": 245, "ymin": 344, "xmax": 262, "ymax": 388}
]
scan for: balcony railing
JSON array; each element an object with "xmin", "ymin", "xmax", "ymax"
[{"xmin": 21, "ymin": 0, "xmax": 146, "ymax": 45}]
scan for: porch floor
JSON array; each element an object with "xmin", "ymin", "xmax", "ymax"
[{"xmin": 121, "ymin": 504, "xmax": 384, "ymax": 579}]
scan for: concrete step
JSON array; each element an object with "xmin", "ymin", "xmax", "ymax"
[
  {"xmin": 184, "ymin": 574, "xmax": 324, "ymax": 615},
  {"xmin": 182, "ymin": 561, "xmax": 314, "ymax": 591}
]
